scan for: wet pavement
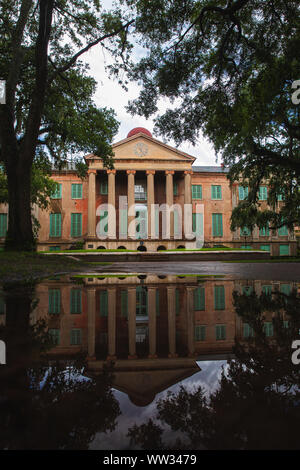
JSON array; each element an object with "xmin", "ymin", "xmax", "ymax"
[{"xmin": 96, "ymin": 261, "xmax": 300, "ymax": 281}]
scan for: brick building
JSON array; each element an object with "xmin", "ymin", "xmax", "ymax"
[{"xmin": 0, "ymin": 127, "xmax": 297, "ymax": 255}]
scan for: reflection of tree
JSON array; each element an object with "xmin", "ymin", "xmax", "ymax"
[
  {"xmin": 0, "ymin": 286, "xmax": 120, "ymax": 449},
  {"xmin": 128, "ymin": 289, "xmax": 300, "ymax": 450}
]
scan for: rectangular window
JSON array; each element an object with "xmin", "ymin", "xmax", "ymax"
[
  {"xmin": 259, "ymin": 226, "xmax": 270, "ymax": 236},
  {"xmin": 242, "ymin": 286, "xmax": 253, "ymax": 296},
  {"xmin": 49, "ymin": 328, "xmax": 60, "ymax": 345},
  {"xmin": 192, "ymin": 213, "xmax": 203, "ymax": 236},
  {"xmin": 262, "ymin": 285, "xmax": 272, "ymax": 296},
  {"xmin": 194, "ymin": 287, "xmax": 205, "ymax": 311},
  {"xmin": 243, "ymin": 323, "xmax": 254, "ymax": 338},
  {"xmin": 192, "ymin": 185, "xmax": 202, "ymax": 199},
  {"xmin": 51, "ymin": 183, "xmax": 62, "ymax": 199},
  {"xmin": 175, "ymin": 288, "xmax": 180, "ymax": 316},
  {"xmin": 216, "ymin": 325, "xmax": 226, "ymax": 340},
  {"xmin": 239, "ymin": 186, "xmax": 248, "ymax": 200},
  {"xmin": 99, "ymin": 210, "xmax": 108, "ymax": 236},
  {"xmin": 173, "ymin": 182, "xmax": 178, "ymax": 196},
  {"xmin": 277, "ymin": 193, "xmax": 284, "ymax": 201},
  {"xmin": 214, "ymin": 286, "xmax": 225, "ymax": 310},
  {"xmin": 0, "ymin": 213, "xmax": 8, "ymax": 237},
  {"xmin": 195, "ymin": 325, "xmax": 206, "ymax": 341},
  {"xmin": 135, "ymin": 182, "xmax": 147, "ymax": 200},
  {"xmin": 50, "ymin": 213, "xmax": 62, "ymax": 237},
  {"xmin": 70, "ymin": 289, "xmax": 82, "ymax": 314},
  {"xmin": 121, "ymin": 290, "xmax": 128, "ymax": 317},
  {"xmin": 264, "ymin": 322, "xmax": 273, "ymax": 337},
  {"xmin": 71, "ymin": 213, "xmax": 82, "ymax": 237},
  {"xmin": 49, "ymin": 246, "xmax": 60, "ymax": 252},
  {"xmin": 70, "ymin": 329, "xmax": 82, "ymax": 345},
  {"xmin": 279, "ymin": 244, "xmax": 289, "ymax": 256},
  {"xmin": 99, "ymin": 290, "xmax": 108, "ymax": 317},
  {"xmin": 211, "ymin": 185, "xmax": 222, "ymax": 200},
  {"xmin": 100, "ymin": 179, "xmax": 108, "ymax": 195},
  {"xmin": 48, "ymin": 289, "xmax": 61, "ymax": 314},
  {"xmin": 241, "ymin": 245, "xmax": 252, "ymax": 250},
  {"xmin": 278, "ymin": 225, "xmax": 288, "ymax": 236},
  {"xmin": 280, "ymin": 284, "xmax": 291, "ymax": 295},
  {"xmin": 240, "ymin": 226, "xmax": 251, "ymax": 236},
  {"xmin": 258, "ymin": 186, "xmax": 268, "ymax": 200},
  {"xmin": 71, "ymin": 183, "xmax": 83, "ymax": 199},
  {"xmin": 212, "ymin": 213, "xmax": 223, "ymax": 237},
  {"xmin": 260, "ymin": 244, "xmax": 270, "ymax": 252}
]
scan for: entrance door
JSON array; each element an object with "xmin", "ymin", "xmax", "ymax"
[{"xmin": 135, "ymin": 204, "xmax": 147, "ymax": 239}]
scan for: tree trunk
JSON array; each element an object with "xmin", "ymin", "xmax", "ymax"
[{"xmin": 5, "ymin": 159, "xmax": 35, "ymax": 252}]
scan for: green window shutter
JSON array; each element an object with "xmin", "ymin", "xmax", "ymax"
[
  {"xmin": 120, "ymin": 209, "xmax": 128, "ymax": 237},
  {"xmin": 51, "ymin": 183, "xmax": 62, "ymax": 199},
  {"xmin": 100, "ymin": 180, "xmax": 108, "ymax": 195},
  {"xmin": 156, "ymin": 289, "xmax": 160, "ymax": 316},
  {"xmin": 173, "ymin": 182, "xmax": 178, "ymax": 196},
  {"xmin": 277, "ymin": 193, "xmax": 284, "ymax": 201},
  {"xmin": 243, "ymin": 323, "xmax": 254, "ymax": 338},
  {"xmin": 242, "ymin": 286, "xmax": 253, "ymax": 296},
  {"xmin": 50, "ymin": 213, "xmax": 62, "ymax": 237},
  {"xmin": 48, "ymin": 289, "xmax": 61, "ymax": 314},
  {"xmin": 195, "ymin": 325, "xmax": 206, "ymax": 341},
  {"xmin": 260, "ymin": 244, "xmax": 270, "ymax": 252},
  {"xmin": 194, "ymin": 287, "xmax": 205, "ymax": 310},
  {"xmin": 280, "ymin": 284, "xmax": 291, "ymax": 295},
  {"xmin": 192, "ymin": 185, "xmax": 202, "ymax": 199},
  {"xmin": 264, "ymin": 322, "xmax": 273, "ymax": 337},
  {"xmin": 100, "ymin": 290, "xmax": 108, "ymax": 317},
  {"xmin": 49, "ymin": 328, "xmax": 60, "ymax": 345},
  {"xmin": 99, "ymin": 210, "xmax": 108, "ymax": 236},
  {"xmin": 70, "ymin": 289, "xmax": 82, "ymax": 314},
  {"xmin": 216, "ymin": 325, "xmax": 226, "ymax": 340},
  {"xmin": 71, "ymin": 213, "xmax": 82, "ymax": 237},
  {"xmin": 278, "ymin": 225, "xmax": 288, "ymax": 236},
  {"xmin": 239, "ymin": 186, "xmax": 248, "ymax": 200},
  {"xmin": 240, "ymin": 226, "xmax": 251, "ymax": 236},
  {"xmin": 211, "ymin": 185, "xmax": 221, "ymax": 200},
  {"xmin": 0, "ymin": 214, "xmax": 8, "ymax": 237},
  {"xmin": 262, "ymin": 285, "xmax": 272, "ymax": 296},
  {"xmin": 259, "ymin": 186, "xmax": 267, "ymax": 200},
  {"xmin": 214, "ymin": 286, "xmax": 225, "ymax": 310},
  {"xmin": 121, "ymin": 290, "xmax": 128, "ymax": 317},
  {"xmin": 70, "ymin": 329, "xmax": 82, "ymax": 345},
  {"xmin": 212, "ymin": 214, "xmax": 223, "ymax": 237},
  {"xmin": 241, "ymin": 245, "xmax": 252, "ymax": 249},
  {"xmin": 279, "ymin": 244, "xmax": 289, "ymax": 256},
  {"xmin": 259, "ymin": 226, "xmax": 270, "ymax": 236},
  {"xmin": 71, "ymin": 184, "xmax": 82, "ymax": 199},
  {"xmin": 175, "ymin": 288, "xmax": 180, "ymax": 316},
  {"xmin": 283, "ymin": 320, "xmax": 289, "ymax": 328}
]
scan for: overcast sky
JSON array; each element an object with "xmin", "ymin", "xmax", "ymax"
[{"xmin": 83, "ymin": 4, "xmax": 218, "ymax": 166}]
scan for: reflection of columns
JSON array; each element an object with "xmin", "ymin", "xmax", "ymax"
[
  {"xmin": 148, "ymin": 287, "xmax": 157, "ymax": 358},
  {"xmin": 87, "ymin": 170, "xmax": 97, "ymax": 237},
  {"xmin": 147, "ymin": 170, "xmax": 155, "ymax": 239},
  {"xmin": 127, "ymin": 170, "xmax": 136, "ymax": 239},
  {"xmin": 167, "ymin": 286, "xmax": 177, "ymax": 358},
  {"xmin": 184, "ymin": 170, "xmax": 193, "ymax": 238},
  {"xmin": 186, "ymin": 287, "xmax": 195, "ymax": 357},
  {"xmin": 165, "ymin": 171, "xmax": 174, "ymax": 238},
  {"xmin": 107, "ymin": 287, "xmax": 116, "ymax": 360},
  {"xmin": 128, "ymin": 287, "xmax": 137, "ymax": 359},
  {"xmin": 87, "ymin": 288, "xmax": 96, "ymax": 360},
  {"xmin": 107, "ymin": 170, "xmax": 116, "ymax": 238}
]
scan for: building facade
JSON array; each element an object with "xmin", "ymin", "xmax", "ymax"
[{"xmin": 0, "ymin": 127, "xmax": 297, "ymax": 255}]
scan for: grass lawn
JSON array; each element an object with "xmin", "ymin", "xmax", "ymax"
[{"xmin": 0, "ymin": 251, "xmax": 87, "ymax": 284}]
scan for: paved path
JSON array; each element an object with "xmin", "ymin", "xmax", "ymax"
[{"xmin": 97, "ymin": 261, "xmax": 300, "ymax": 281}]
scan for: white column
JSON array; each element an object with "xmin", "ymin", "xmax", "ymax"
[
  {"xmin": 127, "ymin": 170, "xmax": 136, "ymax": 239},
  {"xmin": 165, "ymin": 171, "xmax": 174, "ymax": 239},
  {"xmin": 107, "ymin": 170, "xmax": 116, "ymax": 239},
  {"xmin": 87, "ymin": 170, "xmax": 97, "ymax": 238},
  {"xmin": 147, "ymin": 170, "xmax": 155, "ymax": 239},
  {"xmin": 184, "ymin": 170, "xmax": 192, "ymax": 239}
]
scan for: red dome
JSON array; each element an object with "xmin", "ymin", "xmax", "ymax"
[{"xmin": 127, "ymin": 127, "xmax": 152, "ymax": 138}]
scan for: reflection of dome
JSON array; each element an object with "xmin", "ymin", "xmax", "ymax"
[
  {"xmin": 127, "ymin": 127, "xmax": 152, "ymax": 138},
  {"xmin": 129, "ymin": 393, "xmax": 156, "ymax": 407}
]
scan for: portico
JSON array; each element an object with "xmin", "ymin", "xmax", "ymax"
[{"xmin": 84, "ymin": 128, "xmax": 196, "ymax": 251}]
